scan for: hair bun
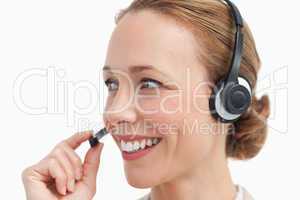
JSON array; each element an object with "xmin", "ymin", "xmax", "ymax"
[{"xmin": 226, "ymin": 94, "xmax": 271, "ymax": 160}]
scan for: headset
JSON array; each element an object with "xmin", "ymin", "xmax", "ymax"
[{"xmin": 209, "ymin": 0, "xmax": 252, "ymax": 123}]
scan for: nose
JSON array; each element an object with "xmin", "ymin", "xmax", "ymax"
[{"xmin": 103, "ymin": 89, "xmax": 138, "ymax": 132}]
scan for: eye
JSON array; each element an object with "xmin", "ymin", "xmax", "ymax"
[
  {"xmin": 140, "ymin": 78, "xmax": 162, "ymax": 89},
  {"xmin": 104, "ymin": 78, "xmax": 119, "ymax": 91}
]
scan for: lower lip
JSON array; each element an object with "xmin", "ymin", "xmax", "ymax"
[{"xmin": 121, "ymin": 141, "xmax": 161, "ymax": 161}]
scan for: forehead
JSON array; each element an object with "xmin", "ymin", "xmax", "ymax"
[{"xmin": 104, "ymin": 10, "xmax": 200, "ymax": 78}]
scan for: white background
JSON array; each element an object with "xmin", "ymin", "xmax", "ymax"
[{"xmin": 0, "ymin": 0, "xmax": 298, "ymax": 199}]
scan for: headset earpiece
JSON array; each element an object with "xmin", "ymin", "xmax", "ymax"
[
  {"xmin": 209, "ymin": 77, "xmax": 252, "ymax": 123},
  {"xmin": 222, "ymin": 79, "xmax": 251, "ymax": 115}
]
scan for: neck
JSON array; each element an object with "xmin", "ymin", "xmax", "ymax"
[{"xmin": 150, "ymin": 154, "xmax": 236, "ymax": 200}]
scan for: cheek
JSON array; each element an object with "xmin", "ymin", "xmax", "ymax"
[
  {"xmin": 138, "ymin": 90, "xmax": 215, "ymax": 156},
  {"xmin": 139, "ymin": 94, "xmax": 211, "ymax": 163},
  {"xmin": 137, "ymin": 93, "xmax": 185, "ymax": 139},
  {"xmin": 155, "ymin": 93, "xmax": 216, "ymax": 169},
  {"xmin": 176, "ymin": 93, "xmax": 217, "ymax": 165},
  {"xmin": 137, "ymin": 91, "xmax": 183, "ymax": 121},
  {"xmin": 124, "ymin": 91, "xmax": 218, "ymax": 187}
]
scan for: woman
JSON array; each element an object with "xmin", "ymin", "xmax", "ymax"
[{"xmin": 22, "ymin": 0, "xmax": 270, "ymax": 199}]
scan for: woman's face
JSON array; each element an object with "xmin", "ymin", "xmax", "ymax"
[{"xmin": 103, "ymin": 10, "xmax": 227, "ymax": 188}]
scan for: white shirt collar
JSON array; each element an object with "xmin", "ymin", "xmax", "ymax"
[
  {"xmin": 139, "ymin": 184, "xmax": 249, "ymax": 200},
  {"xmin": 235, "ymin": 184, "xmax": 244, "ymax": 200}
]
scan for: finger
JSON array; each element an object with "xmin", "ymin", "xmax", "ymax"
[
  {"xmin": 64, "ymin": 130, "xmax": 93, "ymax": 149},
  {"xmin": 82, "ymin": 143, "xmax": 104, "ymax": 189},
  {"xmin": 48, "ymin": 158, "xmax": 68, "ymax": 195},
  {"xmin": 51, "ymin": 148, "xmax": 76, "ymax": 193},
  {"xmin": 61, "ymin": 144, "xmax": 83, "ymax": 181}
]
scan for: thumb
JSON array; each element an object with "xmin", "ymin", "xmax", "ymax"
[{"xmin": 82, "ymin": 143, "xmax": 104, "ymax": 188}]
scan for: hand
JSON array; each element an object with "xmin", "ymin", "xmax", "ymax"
[{"xmin": 22, "ymin": 131, "xmax": 104, "ymax": 200}]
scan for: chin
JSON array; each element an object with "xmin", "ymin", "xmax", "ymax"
[
  {"xmin": 124, "ymin": 166, "xmax": 164, "ymax": 188},
  {"xmin": 125, "ymin": 174, "xmax": 155, "ymax": 188},
  {"xmin": 126, "ymin": 178, "xmax": 152, "ymax": 189}
]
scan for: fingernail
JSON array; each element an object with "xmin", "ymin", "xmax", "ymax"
[
  {"xmin": 62, "ymin": 186, "xmax": 67, "ymax": 195},
  {"xmin": 68, "ymin": 180, "xmax": 75, "ymax": 192},
  {"xmin": 75, "ymin": 168, "xmax": 82, "ymax": 180}
]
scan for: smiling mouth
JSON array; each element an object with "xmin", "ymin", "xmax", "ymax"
[{"xmin": 118, "ymin": 137, "xmax": 162, "ymax": 154}]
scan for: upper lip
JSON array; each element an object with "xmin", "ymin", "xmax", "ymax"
[{"xmin": 113, "ymin": 134, "xmax": 162, "ymax": 142}]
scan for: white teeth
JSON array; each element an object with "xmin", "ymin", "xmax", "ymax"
[
  {"xmin": 120, "ymin": 138, "xmax": 161, "ymax": 153},
  {"xmin": 133, "ymin": 141, "xmax": 140, "ymax": 151},
  {"xmin": 121, "ymin": 140, "xmax": 126, "ymax": 151},
  {"xmin": 146, "ymin": 139, "xmax": 152, "ymax": 147},
  {"xmin": 140, "ymin": 139, "xmax": 146, "ymax": 149},
  {"xmin": 127, "ymin": 142, "xmax": 133, "ymax": 152}
]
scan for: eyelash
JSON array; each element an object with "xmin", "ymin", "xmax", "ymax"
[
  {"xmin": 140, "ymin": 78, "xmax": 162, "ymax": 89},
  {"xmin": 104, "ymin": 78, "xmax": 119, "ymax": 91},
  {"xmin": 104, "ymin": 77, "xmax": 163, "ymax": 91}
]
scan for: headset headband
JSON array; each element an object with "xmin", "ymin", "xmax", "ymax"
[{"xmin": 222, "ymin": 0, "xmax": 244, "ymax": 86}]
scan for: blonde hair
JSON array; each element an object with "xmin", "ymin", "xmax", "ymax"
[{"xmin": 115, "ymin": 0, "xmax": 270, "ymax": 160}]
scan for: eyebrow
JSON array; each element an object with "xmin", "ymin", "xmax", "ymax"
[{"xmin": 103, "ymin": 65, "xmax": 167, "ymax": 75}]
